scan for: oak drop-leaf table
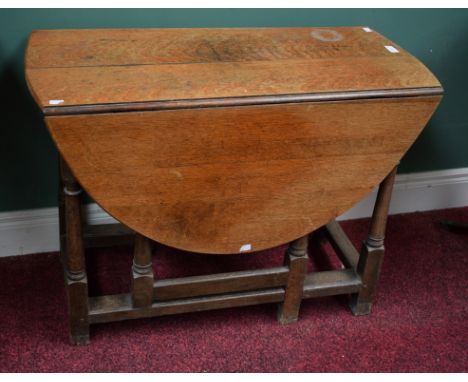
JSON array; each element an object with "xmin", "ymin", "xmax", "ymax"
[{"xmin": 25, "ymin": 27, "xmax": 442, "ymax": 344}]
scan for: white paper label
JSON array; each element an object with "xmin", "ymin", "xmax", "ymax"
[
  {"xmin": 362, "ymin": 27, "xmax": 373, "ymax": 32},
  {"xmin": 384, "ymin": 45, "xmax": 399, "ymax": 54},
  {"xmin": 49, "ymin": 99, "xmax": 64, "ymax": 105},
  {"xmin": 239, "ymin": 244, "xmax": 252, "ymax": 252}
]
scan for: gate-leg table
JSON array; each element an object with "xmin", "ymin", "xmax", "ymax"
[{"xmin": 25, "ymin": 27, "xmax": 442, "ymax": 344}]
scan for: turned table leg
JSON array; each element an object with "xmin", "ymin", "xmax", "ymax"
[
  {"xmin": 351, "ymin": 166, "xmax": 397, "ymax": 316},
  {"xmin": 278, "ymin": 235, "xmax": 309, "ymax": 324},
  {"xmin": 60, "ymin": 158, "xmax": 90, "ymax": 345},
  {"xmin": 58, "ymin": 160, "xmax": 66, "ymax": 266},
  {"xmin": 132, "ymin": 233, "xmax": 154, "ymax": 308}
]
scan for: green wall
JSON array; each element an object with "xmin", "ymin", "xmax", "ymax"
[{"xmin": 1, "ymin": 9, "xmax": 468, "ymax": 212}]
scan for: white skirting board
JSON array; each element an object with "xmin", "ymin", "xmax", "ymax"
[{"xmin": 1, "ymin": 167, "xmax": 468, "ymax": 258}]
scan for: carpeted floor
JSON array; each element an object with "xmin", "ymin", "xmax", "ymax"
[{"xmin": 0, "ymin": 207, "xmax": 467, "ymax": 372}]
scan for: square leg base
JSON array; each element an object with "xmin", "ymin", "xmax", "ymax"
[
  {"xmin": 70, "ymin": 333, "xmax": 90, "ymax": 346},
  {"xmin": 349, "ymin": 300, "xmax": 372, "ymax": 316}
]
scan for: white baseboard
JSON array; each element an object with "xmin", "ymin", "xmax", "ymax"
[
  {"xmin": 1, "ymin": 167, "xmax": 468, "ymax": 258},
  {"xmin": 338, "ymin": 167, "xmax": 468, "ymax": 220}
]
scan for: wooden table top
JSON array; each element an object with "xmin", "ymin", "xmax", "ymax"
[
  {"xmin": 26, "ymin": 27, "xmax": 441, "ymax": 115},
  {"xmin": 26, "ymin": 27, "xmax": 443, "ymax": 254}
]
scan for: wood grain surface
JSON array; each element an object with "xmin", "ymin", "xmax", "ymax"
[
  {"xmin": 46, "ymin": 96, "xmax": 441, "ymax": 254},
  {"xmin": 25, "ymin": 27, "xmax": 441, "ymax": 112},
  {"xmin": 25, "ymin": 27, "xmax": 412, "ymax": 67}
]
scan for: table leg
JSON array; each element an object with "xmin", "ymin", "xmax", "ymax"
[
  {"xmin": 277, "ymin": 235, "xmax": 309, "ymax": 324},
  {"xmin": 132, "ymin": 233, "xmax": 154, "ymax": 308},
  {"xmin": 60, "ymin": 158, "xmax": 90, "ymax": 345},
  {"xmin": 350, "ymin": 166, "xmax": 397, "ymax": 316},
  {"xmin": 58, "ymin": 160, "xmax": 66, "ymax": 267}
]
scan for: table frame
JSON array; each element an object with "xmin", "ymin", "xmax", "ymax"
[{"xmin": 58, "ymin": 156, "xmax": 397, "ymax": 345}]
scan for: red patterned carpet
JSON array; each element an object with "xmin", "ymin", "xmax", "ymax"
[{"xmin": 0, "ymin": 207, "xmax": 467, "ymax": 372}]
